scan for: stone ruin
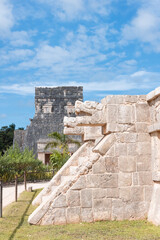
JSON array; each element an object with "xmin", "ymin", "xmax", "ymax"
[
  {"xmin": 28, "ymin": 87, "xmax": 160, "ymax": 226},
  {"xmin": 14, "ymin": 86, "xmax": 83, "ymax": 162}
]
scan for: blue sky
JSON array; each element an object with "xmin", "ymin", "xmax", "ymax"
[{"xmin": 0, "ymin": 0, "xmax": 160, "ymax": 128}]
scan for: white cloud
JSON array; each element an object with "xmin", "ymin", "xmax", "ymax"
[
  {"xmin": 121, "ymin": 1, "xmax": 160, "ymax": 52},
  {"xmin": 9, "ymin": 31, "xmax": 34, "ymax": 46},
  {"xmin": 0, "ymin": 84, "xmax": 35, "ymax": 95},
  {"xmin": 1, "ymin": 70, "xmax": 160, "ymax": 96},
  {"xmin": 131, "ymin": 70, "xmax": 146, "ymax": 77},
  {"xmin": 0, "ymin": 0, "xmax": 14, "ymax": 35},
  {"xmin": 14, "ymin": 25, "xmax": 114, "ymax": 73},
  {"xmin": 0, "ymin": 49, "xmax": 34, "ymax": 65},
  {"xmin": 38, "ymin": 0, "xmax": 112, "ymax": 21},
  {"xmin": 0, "ymin": 114, "xmax": 7, "ymax": 119}
]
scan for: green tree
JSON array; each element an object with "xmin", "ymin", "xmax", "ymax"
[
  {"xmin": 0, "ymin": 123, "xmax": 15, "ymax": 154},
  {"xmin": 45, "ymin": 132, "xmax": 80, "ymax": 171},
  {"xmin": 0, "ymin": 145, "xmax": 46, "ymax": 182}
]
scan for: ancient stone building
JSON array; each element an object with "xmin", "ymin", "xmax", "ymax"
[
  {"xmin": 28, "ymin": 87, "xmax": 160, "ymax": 226},
  {"xmin": 14, "ymin": 86, "xmax": 83, "ymax": 164}
]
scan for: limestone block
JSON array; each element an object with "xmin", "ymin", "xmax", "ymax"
[
  {"xmin": 148, "ymin": 123, "xmax": 160, "ymax": 133},
  {"xmin": 112, "ymin": 199, "xmax": 124, "ymax": 220},
  {"xmin": 71, "ymin": 176, "xmax": 86, "ymax": 190},
  {"xmin": 136, "ymin": 103, "xmax": 150, "ymax": 123},
  {"xmin": 152, "ymin": 172, "xmax": 160, "ymax": 182},
  {"xmin": 127, "ymin": 143, "xmax": 137, "ymax": 156},
  {"xmin": 66, "ymin": 207, "xmax": 81, "ymax": 223},
  {"xmin": 86, "ymin": 174, "xmax": 100, "ymax": 188},
  {"xmin": 66, "ymin": 190, "xmax": 80, "ymax": 207},
  {"xmin": 131, "ymin": 106, "xmax": 136, "ymax": 123},
  {"xmin": 92, "ymin": 188, "xmax": 107, "ymax": 199},
  {"xmin": 99, "ymin": 174, "xmax": 118, "ymax": 188},
  {"xmin": 81, "ymin": 208, "xmax": 93, "ymax": 222},
  {"xmin": 117, "ymin": 133, "xmax": 137, "ymax": 143},
  {"xmin": 93, "ymin": 198, "xmax": 112, "ymax": 210},
  {"xmin": 118, "ymin": 156, "xmax": 136, "ymax": 173},
  {"xmin": 123, "ymin": 202, "xmax": 147, "ymax": 220},
  {"xmin": 136, "ymin": 123, "xmax": 148, "ymax": 133},
  {"xmin": 139, "ymin": 95, "xmax": 147, "ymax": 101},
  {"xmin": 64, "ymin": 116, "xmax": 77, "ymax": 127},
  {"xmin": 125, "ymin": 95, "xmax": 138, "ymax": 103},
  {"xmin": 105, "ymin": 157, "xmax": 118, "ymax": 173},
  {"xmin": 81, "ymin": 189, "xmax": 92, "ymax": 208},
  {"xmin": 76, "ymin": 113, "xmax": 105, "ymax": 126},
  {"xmin": 64, "ymin": 126, "xmax": 84, "ymax": 135},
  {"xmin": 92, "ymin": 157, "xmax": 106, "ymax": 174},
  {"xmin": 107, "ymin": 104, "xmax": 117, "ymax": 123},
  {"xmin": 107, "ymin": 188, "xmax": 119, "ymax": 198},
  {"xmin": 132, "ymin": 202, "xmax": 148, "ymax": 219},
  {"xmin": 116, "ymin": 123, "xmax": 136, "ymax": 133},
  {"xmin": 93, "ymin": 198, "xmax": 112, "ymax": 221},
  {"xmin": 83, "ymin": 126, "xmax": 102, "ymax": 141},
  {"xmin": 93, "ymin": 210, "xmax": 111, "ymax": 221},
  {"xmin": 139, "ymin": 172, "xmax": 153, "ymax": 185},
  {"xmin": 132, "ymin": 172, "xmax": 139, "ymax": 185},
  {"xmin": 123, "ymin": 203, "xmax": 136, "ymax": 219},
  {"xmin": 148, "ymin": 183, "xmax": 160, "ymax": 225},
  {"xmin": 118, "ymin": 105, "xmax": 132, "ymax": 124},
  {"xmin": 95, "ymin": 136, "xmax": 104, "ymax": 146},
  {"xmin": 75, "ymin": 100, "xmax": 96, "ymax": 114},
  {"xmin": 119, "ymin": 187, "xmax": 131, "ymax": 201},
  {"xmin": 124, "ymin": 133, "xmax": 137, "ymax": 143},
  {"xmin": 86, "ymin": 174, "xmax": 118, "ymax": 188},
  {"xmin": 106, "ymin": 123, "xmax": 117, "ymax": 133},
  {"xmin": 90, "ymin": 152, "xmax": 100, "ymax": 164},
  {"xmin": 106, "ymin": 145, "xmax": 115, "ymax": 157},
  {"xmin": 51, "ymin": 208, "xmax": 66, "ymax": 225},
  {"xmin": 52, "ymin": 194, "xmax": 67, "ymax": 208},
  {"xmin": 147, "ymin": 87, "xmax": 160, "ymax": 102},
  {"xmin": 103, "ymin": 95, "xmax": 124, "ymax": 104},
  {"xmin": 137, "ymin": 133, "xmax": 150, "ymax": 142},
  {"xmin": 136, "ymin": 142, "xmax": 151, "ymax": 155},
  {"xmin": 149, "ymin": 105, "xmax": 155, "ymax": 123},
  {"xmin": 93, "ymin": 134, "xmax": 116, "ymax": 156},
  {"xmin": 145, "ymin": 186, "xmax": 153, "ymax": 202},
  {"xmin": 115, "ymin": 143, "xmax": 127, "ymax": 156},
  {"xmin": 137, "ymin": 155, "xmax": 151, "ymax": 171},
  {"xmin": 75, "ymin": 100, "xmax": 103, "ymax": 115},
  {"xmin": 118, "ymin": 173, "xmax": 132, "ymax": 187},
  {"xmin": 131, "ymin": 186, "xmax": 144, "ymax": 202}
]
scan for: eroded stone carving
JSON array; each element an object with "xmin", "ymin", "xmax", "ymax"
[{"xmin": 28, "ymin": 88, "xmax": 160, "ymax": 226}]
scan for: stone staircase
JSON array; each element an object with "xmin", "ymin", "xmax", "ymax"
[
  {"xmin": 32, "ymin": 142, "xmax": 93, "ymax": 206},
  {"xmin": 28, "ymin": 133, "xmax": 118, "ymax": 225}
]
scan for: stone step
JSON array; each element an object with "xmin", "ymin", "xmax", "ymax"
[
  {"xmin": 78, "ymin": 157, "xmax": 88, "ymax": 165},
  {"xmin": 61, "ymin": 175, "xmax": 73, "ymax": 183},
  {"xmin": 70, "ymin": 166, "xmax": 79, "ymax": 175},
  {"xmin": 42, "ymin": 185, "xmax": 58, "ymax": 203}
]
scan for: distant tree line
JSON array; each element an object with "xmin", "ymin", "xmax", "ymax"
[{"xmin": 0, "ymin": 123, "xmax": 24, "ymax": 154}]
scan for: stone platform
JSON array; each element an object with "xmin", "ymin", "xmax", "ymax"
[{"xmin": 28, "ymin": 87, "xmax": 160, "ymax": 225}]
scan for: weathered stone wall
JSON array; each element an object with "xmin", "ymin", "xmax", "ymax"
[
  {"xmin": 13, "ymin": 130, "xmax": 26, "ymax": 151},
  {"xmin": 146, "ymin": 88, "xmax": 160, "ymax": 225},
  {"xmin": 28, "ymin": 92, "xmax": 155, "ymax": 225},
  {"xmin": 14, "ymin": 86, "xmax": 83, "ymax": 155}
]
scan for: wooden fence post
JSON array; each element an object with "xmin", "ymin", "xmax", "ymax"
[
  {"xmin": 15, "ymin": 175, "xmax": 18, "ymax": 202},
  {"xmin": 24, "ymin": 171, "xmax": 27, "ymax": 191},
  {"xmin": 0, "ymin": 180, "xmax": 2, "ymax": 218}
]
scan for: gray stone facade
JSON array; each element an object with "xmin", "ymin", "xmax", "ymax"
[{"xmin": 14, "ymin": 86, "xmax": 83, "ymax": 161}]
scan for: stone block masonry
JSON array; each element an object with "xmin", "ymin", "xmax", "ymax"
[
  {"xmin": 28, "ymin": 87, "xmax": 160, "ymax": 226},
  {"xmin": 13, "ymin": 86, "xmax": 83, "ymax": 158}
]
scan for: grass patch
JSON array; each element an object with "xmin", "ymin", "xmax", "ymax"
[{"xmin": 1, "ymin": 190, "xmax": 160, "ymax": 240}]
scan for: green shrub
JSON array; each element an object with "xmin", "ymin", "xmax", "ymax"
[{"xmin": 0, "ymin": 145, "xmax": 47, "ymax": 183}]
